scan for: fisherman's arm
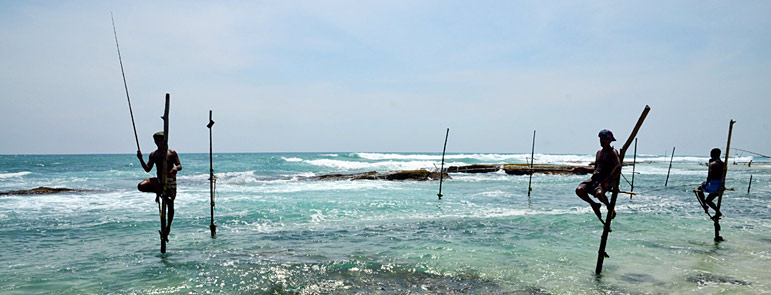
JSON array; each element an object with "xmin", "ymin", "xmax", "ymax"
[
  {"xmin": 137, "ymin": 150, "xmax": 153, "ymax": 172},
  {"xmin": 168, "ymin": 150, "xmax": 182, "ymax": 177}
]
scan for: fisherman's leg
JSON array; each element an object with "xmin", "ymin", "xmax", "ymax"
[
  {"xmin": 575, "ymin": 186, "xmax": 596, "ymax": 205},
  {"xmin": 165, "ymin": 188, "xmax": 176, "ymax": 237},
  {"xmin": 138, "ymin": 178, "xmax": 159, "ymax": 193},
  {"xmin": 138, "ymin": 178, "xmax": 161, "ymax": 203},
  {"xmin": 594, "ymin": 189, "xmax": 610, "ymax": 207},
  {"xmin": 166, "ymin": 199, "xmax": 174, "ymax": 233},
  {"xmin": 705, "ymin": 193, "xmax": 722, "ymax": 218},
  {"xmin": 696, "ymin": 189, "xmax": 709, "ymax": 213},
  {"xmin": 577, "ymin": 183, "xmax": 604, "ymax": 223}
]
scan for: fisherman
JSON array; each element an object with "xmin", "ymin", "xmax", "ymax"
[
  {"xmin": 696, "ymin": 148, "xmax": 723, "ymax": 220},
  {"xmin": 137, "ymin": 131, "xmax": 182, "ymax": 241},
  {"xmin": 575, "ymin": 129, "xmax": 621, "ymax": 224}
]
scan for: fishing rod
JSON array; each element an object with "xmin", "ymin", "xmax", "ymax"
[
  {"xmin": 731, "ymin": 148, "xmax": 769, "ymax": 158},
  {"xmin": 111, "ymin": 12, "xmax": 140, "ymax": 151}
]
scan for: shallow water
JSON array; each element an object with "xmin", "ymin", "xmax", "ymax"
[{"xmin": 1, "ymin": 153, "xmax": 769, "ymax": 294}]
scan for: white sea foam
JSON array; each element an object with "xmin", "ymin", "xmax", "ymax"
[
  {"xmin": 281, "ymin": 157, "xmax": 304, "ymax": 162},
  {"xmin": 0, "ymin": 171, "xmax": 31, "ymax": 179},
  {"xmin": 304, "ymin": 159, "xmax": 468, "ymax": 171},
  {"xmin": 353, "ymin": 152, "xmax": 597, "ymax": 165},
  {"xmin": 230, "ymin": 179, "xmax": 397, "ymax": 194}
]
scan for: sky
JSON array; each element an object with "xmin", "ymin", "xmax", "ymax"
[{"xmin": 1, "ymin": 1, "xmax": 769, "ymax": 155}]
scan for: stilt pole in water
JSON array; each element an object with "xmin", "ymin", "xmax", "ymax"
[
  {"xmin": 111, "ymin": 12, "xmax": 140, "ymax": 151},
  {"xmin": 665, "ymin": 147, "xmax": 675, "ymax": 187},
  {"xmin": 438, "ymin": 128, "xmax": 449, "ymax": 199},
  {"xmin": 208, "ymin": 110, "xmax": 216, "ymax": 237},
  {"xmin": 528, "ymin": 130, "xmax": 536, "ymax": 197},
  {"xmin": 714, "ymin": 119, "xmax": 735, "ymax": 242},
  {"xmin": 595, "ymin": 105, "xmax": 650, "ymax": 275},
  {"xmin": 631, "ymin": 138, "xmax": 637, "ymax": 193},
  {"xmin": 159, "ymin": 94, "xmax": 170, "ymax": 253},
  {"xmin": 748, "ymin": 175, "xmax": 753, "ymax": 194}
]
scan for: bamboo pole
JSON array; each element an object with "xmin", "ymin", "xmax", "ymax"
[
  {"xmin": 528, "ymin": 130, "xmax": 536, "ymax": 197},
  {"xmin": 208, "ymin": 110, "xmax": 216, "ymax": 237},
  {"xmin": 595, "ymin": 105, "xmax": 650, "ymax": 274},
  {"xmin": 159, "ymin": 93, "xmax": 170, "ymax": 253},
  {"xmin": 631, "ymin": 138, "xmax": 637, "ymax": 193},
  {"xmin": 665, "ymin": 147, "xmax": 675, "ymax": 187},
  {"xmin": 438, "ymin": 128, "xmax": 449, "ymax": 199},
  {"xmin": 713, "ymin": 119, "xmax": 735, "ymax": 242}
]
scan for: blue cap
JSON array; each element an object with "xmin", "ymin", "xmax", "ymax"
[{"xmin": 599, "ymin": 129, "xmax": 616, "ymax": 141}]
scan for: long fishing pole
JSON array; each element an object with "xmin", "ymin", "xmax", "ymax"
[{"xmin": 111, "ymin": 12, "xmax": 140, "ymax": 151}]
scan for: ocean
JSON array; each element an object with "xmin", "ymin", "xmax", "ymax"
[{"xmin": 0, "ymin": 152, "xmax": 769, "ymax": 294}]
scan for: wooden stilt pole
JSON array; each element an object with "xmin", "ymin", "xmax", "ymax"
[
  {"xmin": 528, "ymin": 130, "xmax": 536, "ymax": 197},
  {"xmin": 208, "ymin": 110, "xmax": 216, "ymax": 237},
  {"xmin": 748, "ymin": 175, "xmax": 752, "ymax": 194},
  {"xmin": 630, "ymin": 138, "xmax": 637, "ymax": 193},
  {"xmin": 438, "ymin": 128, "xmax": 449, "ymax": 199},
  {"xmin": 595, "ymin": 105, "xmax": 650, "ymax": 275},
  {"xmin": 159, "ymin": 94, "xmax": 170, "ymax": 253},
  {"xmin": 713, "ymin": 119, "xmax": 735, "ymax": 243},
  {"xmin": 665, "ymin": 147, "xmax": 675, "ymax": 187}
]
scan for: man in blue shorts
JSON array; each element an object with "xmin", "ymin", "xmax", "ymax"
[
  {"xmin": 576, "ymin": 129, "xmax": 621, "ymax": 224},
  {"xmin": 696, "ymin": 148, "xmax": 723, "ymax": 220}
]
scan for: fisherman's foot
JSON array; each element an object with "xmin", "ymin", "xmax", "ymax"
[
  {"xmin": 159, "ymin": 230, "xmax": 170, "ymax": 242},
  {"xmin": 711, "ymin": 212, "xmax": 723, "ymax": 221}
]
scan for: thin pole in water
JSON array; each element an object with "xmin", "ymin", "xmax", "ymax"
[
  {"xmin": 111, "ymin": 12, "xmax": 140, "ymax": 151},
  {"xmin": 714, "ymin": 119, "xmax": 735, "ymax": 242},
  {"xmin": 208, "ymin": 110, "xmax": 216, "ymax": 237},
  {"xmin": 438, "ymin": 128, "xmax": 449, "ymax": 199},
  {"xmin": 595, "ymin": 105, "xmax": 650, "ymax": 275},
  {"xmin": 748, "ymin": 175, "xmax": 753, "ymax": 194},
  {"xmin": 631, "ymin": 138, "xmax": 637, "ymax": 193},
  {"xmin": 528, "ymin": 130, "xmax": 536, "ymax": 197},
  {"xmin": 665, "ymin": 147, "xmax": 675, "ymax": 187}
]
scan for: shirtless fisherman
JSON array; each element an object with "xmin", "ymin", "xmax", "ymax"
[
  {"xmin": 576, "ymin": 129, "xmax": 621, "ymax": 224},
  {"xmin": 137, "ymin": 131, "xmax": 182, "ymax": 241},
  {"xmin": 696, "ymin": 148, "xmax": 723, "ymax": 220}
]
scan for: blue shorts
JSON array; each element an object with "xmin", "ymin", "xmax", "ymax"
[{"xmin": 701, "ymin": 179, "xmax": 722, "ymax": 194}]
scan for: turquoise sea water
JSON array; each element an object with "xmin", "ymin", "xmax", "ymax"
[{"xmin": 0, "ymin": 152, "xmax": 769, "ymax": 294}]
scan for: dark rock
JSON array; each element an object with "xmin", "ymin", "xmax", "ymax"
[
  {"xmin": 313, "ymin": 169, "xmax": 450, "ymax": 181},
  {"xmin": 0, "ymin": 186, "xmax": 89, "ymax": 195},
  {"xmin": 446, "ymin": 164, "xmax": 501, "ymax": 173}
]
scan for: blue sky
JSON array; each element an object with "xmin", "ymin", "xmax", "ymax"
[{"xmin": 1, "ymin": 1, "xmax": 769, "ymax": 155}]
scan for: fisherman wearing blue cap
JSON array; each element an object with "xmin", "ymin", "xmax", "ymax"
[
  {"xmin": 576, "ymin": 129, "xmax": 621, "ymax": 225},
  {"xmin": 695, "ymin": 148, "xmax": 723, "ymax": 220},
  {"xmin": 137, "ymin": 131, "xmax": 182, "ymax": 242}
]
